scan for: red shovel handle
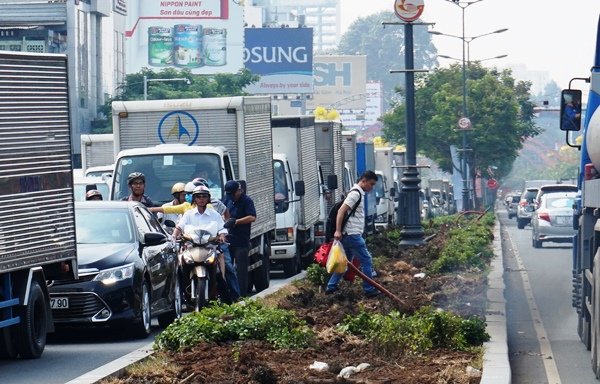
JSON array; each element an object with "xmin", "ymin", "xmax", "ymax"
[{"xmin": 346, "ymin": 262, "xmax": 405, "ymax": 307}]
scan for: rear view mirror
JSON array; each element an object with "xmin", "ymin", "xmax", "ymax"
[
  {"xmin": 294, "ymin": 180, "xmax": 305, "ymax": 197},
  {"xmin": 560, "ymin": 89, "xmax": 582, "ymax": 131},
  {"xmin": 327, "ymin": 175, "xmax": 338, "ymax": 190}
]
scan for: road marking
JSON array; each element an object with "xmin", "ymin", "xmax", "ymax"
[{"xmin": 507, "ymin": 230, "xmax": 562, "ymax": 384}]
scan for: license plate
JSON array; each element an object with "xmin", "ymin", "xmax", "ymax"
[
  {"xmin": 556, "ymin": 216, "xmax": 572, "ymax": 226},
  {"xmin": 50, "ymin": 297, "xmax": 69, "ymax": 309}
]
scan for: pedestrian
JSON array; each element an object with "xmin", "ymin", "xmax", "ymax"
[
  {"xmin": 122, "ymin": 172, "xmax": 155, "ymax": 208},
  {"xmin": 326, "ymin": 170, "xmax": 380, "ymax": 298},
  {"xmin": 223, "ymin": 180, "xmax": 256, "ymax": 297}
]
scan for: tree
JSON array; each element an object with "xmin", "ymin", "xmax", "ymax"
[
  {"xmin": 336, "ymin": 11, "xmax": 438, "ymax": 106},
  {"xmin": 382, "ymin": 63, "xmax": 540, "ymax": 180},
  {"xmin": 95, "ymin": 68, "xmax": 259, "ymax": 133}
]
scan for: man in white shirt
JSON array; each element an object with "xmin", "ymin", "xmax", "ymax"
[
  {"xmin": 326, "ymin": 170, "xmax": 379, "ymax": 298},
  {"xmin": 173, "ymin": 185, "xmax": 227, "ymax": 241}
]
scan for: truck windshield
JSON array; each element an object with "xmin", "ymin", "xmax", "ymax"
[
  {"xmin": 374, "ymin": 174, "xmax": 385, "ymax": 199},
  {"xmin": 273, "ymin": 160, "xmax": 289, "ymax": 213},
  {"xmin": 113, "ymin": 153, "xmax": 223, "ymax": 204}
]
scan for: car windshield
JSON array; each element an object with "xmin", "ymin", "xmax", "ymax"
[
  {"xmin": 374, "ymin": 174, "xmax": 385, "ymax": 198},
  {"xmin": 544, "ymin": 196, "xmax": 575, "ymax": 209},
  {"xmin": 76, "ymin": 209, "xmax": 134, "ymax": 244}
]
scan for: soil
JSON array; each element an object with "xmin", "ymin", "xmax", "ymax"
[{"xmin": 103, "ymin": 225, "xmax": 489, "ymax": 384}]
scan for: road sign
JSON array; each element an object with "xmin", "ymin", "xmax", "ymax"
[
  {"xmin": 458, "ymin": 117, "xmax": 472, "ymax": 130},
  {"xmin": 394, "ymin": 0, "xmax": 425, "ymax": 22},
  {"xmin": 487, "ymin": 178, "xmax": 499, "ymax": 190}
]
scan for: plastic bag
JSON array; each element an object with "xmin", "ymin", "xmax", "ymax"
[
  {"xmin": 314, "ymin": 241, "xmax": 333, "ymax": 267},
  {"xmin": 326, "ymin": 240, "xmax": 348, "ymax": 274}
]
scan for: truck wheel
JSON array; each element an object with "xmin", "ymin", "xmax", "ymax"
[
  {"xmin": 130, "ymin": 280, "xmax": 151, "ymax": 338},
  {"xmin": 282, "ymin": 254, "xmax": 300, "ymax": 278},
  {"xmin": 253, "ymin": 237, "xmax": 271, "ymax": 293},
  {"xmin": 13, "ymin": 280, "xmax": 47, "ymax": 359},
  {"xmin": 0, "ymin": 327, "xmax": 17, "ymax": 359},
  {"xmin": 158, "ymin": 272, "xmax": 182, "ymax": 328}
]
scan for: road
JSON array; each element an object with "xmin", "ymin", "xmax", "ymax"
[
  {"xmin": 500, "ymin": 210, "xmax": 598, "ymax": 383},
  {"xmin": 0, "ymin": 270, "xmax": 292, "ymax": 384}
]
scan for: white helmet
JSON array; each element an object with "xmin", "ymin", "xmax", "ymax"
[
  {"xmin": 192, "ymin": 185, "xmax": 211, "ymax": 199},
  {"xmin": 184, "ymin": 182, "xmax": 196, "ymax": 193}
]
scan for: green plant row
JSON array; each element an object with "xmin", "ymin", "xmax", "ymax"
[
  {"xmin": 338, "ymin": 306, "xmax": 490, "ymax": 356},
  {"xmin": 154, "ymin": 301, "xmax": 315, "ymax": 352}
]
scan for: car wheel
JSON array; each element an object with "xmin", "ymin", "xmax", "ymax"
[
  {"xmin": 13, "ymin": 280, "xmax": 47, "ymax": 359},
  {"xmin": 517, "ymin": 218, "xmax": 525, "ymax": 229},
  {"xmin": 131, "ymin": 280, "xmax": 151, "ymax": 338},
  {"xmin": 158, "ymin": 272, "xmax": 182, "ymax": 328}
]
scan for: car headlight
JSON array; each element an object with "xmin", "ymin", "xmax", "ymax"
[{"xmin": 93, "ymin": 263, "xmax": 135, "ymax": 285}]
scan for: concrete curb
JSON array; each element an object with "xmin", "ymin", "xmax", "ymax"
[{"xmin": 480, "ymin": 218, "xmax": 511, "ymax": 384}]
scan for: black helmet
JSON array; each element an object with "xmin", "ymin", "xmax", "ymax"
[
  {"xmin": 127, "ymin": 172, "xmax": 145, "ymax": 185},
  {"xmin": 192, "ymin": 177, "xmax": 208, "ymax": 187}
]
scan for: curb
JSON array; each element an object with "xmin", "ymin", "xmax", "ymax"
[{"xmin": 480, "ymin": 218, "xmax": 511, "ymax": 383}]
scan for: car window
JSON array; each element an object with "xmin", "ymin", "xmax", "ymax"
[
  {"xmin": 76, "ymin": 209, "xmax": 133, "ymax": 244},
  {"xmin": 136, "ymin": 206, "xmax": 166, "ymax": 234},
  {"xmin": 511, "ymin": 196, "xmax": 520, "ymax": 203},
  {"xmin": 545, "ymin": 197, "xmax": 574, "ymax": 209}
]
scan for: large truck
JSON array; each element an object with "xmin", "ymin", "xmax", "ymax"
[
  {"xmin": 374, "ymin": 146, "xmax": 396, "ymax": 227},
  {"xmin": 0, "ymin": 52, "xmax": 78, "ymax": 358},
  {"xmin": 560, "ymin": 16, "xmax": 600, "ymax": 377},
  {"xmin": 80, "ymin": 133, "xmax": 115, "ymax": 173},
  {"xmin": 271, "ymin": 116, "xmax": 320, "ymax": 276},
  {"xmin": 356, "ymin": 142, "xmax": 377, "ymax": 234},
  {"xmin": 110, "ymin": 96, "xmax": 274, "ymax": 296},
  {"xmin": 341, "ymin": 130, "xmax": 357, "ymax": 193},
  {"xmin": 313, "ymin": 119, "xmax": 344, "ymax": 245}
]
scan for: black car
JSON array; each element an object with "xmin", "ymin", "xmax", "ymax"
[{"xmin": 49, "ymin": 201, "xmax": 182, "ymax": 337}]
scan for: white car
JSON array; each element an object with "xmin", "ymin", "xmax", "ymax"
[{"xmin": 531, "ymin": 191, "xmax": 577, "ymax": 248}]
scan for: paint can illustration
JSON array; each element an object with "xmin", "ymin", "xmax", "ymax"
[
  {"xmin": 148, "ymin": 26, "xmax": 173, "ymax": 66},
  {"xmin": 203, "ymin": 28, "xmax": 227, "ymax": 66},
  {"xmin": 173, "ymin": 24, "xmax": 203, "ymax": 68}
]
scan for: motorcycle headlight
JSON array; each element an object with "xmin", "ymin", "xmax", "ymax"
[{"xmin": 93, "ymin": 263, "xmax": 135, "ymax": 285}]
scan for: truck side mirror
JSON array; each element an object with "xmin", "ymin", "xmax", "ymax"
[
  {"xmin": 560, "ymin": 89, "xmax": 582, "ymax": 131},
  {"xmin": 294, "ymin": 180, "xmax": 305, "ymax": 197},
  {"xmin": 389, "ymin": 187, "xmax": 396, "ymax": 197},
  {"xmin": 327, "ymin": 174, "xmax": 338, "ymax": 190}
]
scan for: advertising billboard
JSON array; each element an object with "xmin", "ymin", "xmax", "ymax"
[
  {"xmin": 125, "ymin": 0, "xmax": 244, "ymax": 75},
  {"xmin": 243, "ymin": 28, "xmax": 313, "ymax": 94},
  {"xmin": 307, "ymin": 55, "xmax": 367, "ymax": 110}
]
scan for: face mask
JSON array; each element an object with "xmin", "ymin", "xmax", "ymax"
[{"xmin": 185, "ymin": 193, "xmax": 193, "ymax": 203}]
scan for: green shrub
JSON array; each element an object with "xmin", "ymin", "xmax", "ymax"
[
  {"xmin": 154, "ymin": 301, "xmax": 315, "ymax": 352},
  {"xmin": 305, "ymin": 263, "xmax": 329, "ymax": 286}
]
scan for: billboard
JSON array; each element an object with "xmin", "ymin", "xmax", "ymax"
[
  {"xmin": 307, "ymin": 55, "xmax": 367, "ymax": 110},
  {"xmin": 243, "ymin": 28, "xmax": 313, "ymax": 94},
  {"xmin": 125, "ymin": 0, "xmax": 244, "ymax": 74}
]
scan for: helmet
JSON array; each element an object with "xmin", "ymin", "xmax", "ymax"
[
  {"xmin": 224, "ymin": 180, "xmax": 240, "ymax": 195},
  {"xmin": 184, "ymin": 182, "xmax": 196, "ymax": 193},
  {"xmin": 127, "ymin": 172, "xmax": 145, "ymax": 185},
  {"xmin": 85, "ymin": 189, "xmax": 103, "ymax": 200},
  {"xmin": 192, "ymin": 177, "xmax": 208, "ymax": 187},
  {"xmin": 171, "ymin": 182, "xmax": 186, "ymax": 195},
  {"xmin": 192, "ymin": 185, "xmax": 211, "ymax": 199}
]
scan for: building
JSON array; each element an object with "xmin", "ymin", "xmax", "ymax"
[
  {"xmin": 250, "ymin": 0, "xmax": 340, "ymax": 54},
  {"xmin": 0, "ymin": 0, "xmax": 126, "ymax": 167}
]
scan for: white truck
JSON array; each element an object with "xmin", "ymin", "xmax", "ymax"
[
  {"xmin": 0, "ymin": 51, "xmax": 78, "ymax": 358},
  {"xmin": 314, "ymin": 119, "xmax": 345, "ymax": 245},
  {"xmin": 374, "ymin": 146, "xmax": 396, "ymax": 228},
  {"xmin": 110, "ymin": 96, "xmax": 274, "ymax": 295},
  {"xmin": 80, "ymin": 133, "xmax": 115, "ymax": 173},
  {"xmin": 271, "ymin": 116, "xmax": 320, "ymax": 277},
  {"xmin": 341, "ymin": 130, "xmax": 357, "ymax": 193}
]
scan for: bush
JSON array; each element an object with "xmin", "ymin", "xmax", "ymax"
[{"xmin": 305, "ymin": 263, "xmax": 329, "ymax": 286}]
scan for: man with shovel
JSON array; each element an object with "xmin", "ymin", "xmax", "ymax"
[{"xmin": 325, "ymin": 170, "xmax": 380, "ymax": 298}]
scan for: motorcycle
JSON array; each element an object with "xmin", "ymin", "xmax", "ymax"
[{"xmin": 177, "ymin": 221, "xmax": 233, "ymax": 312}]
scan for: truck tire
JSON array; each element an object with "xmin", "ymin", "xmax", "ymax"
[
  {"xmin": 0, "ymin": 327, "xmax": 17, "ymax": 359},
  {"xmin": 130, "ymin": 280, "xmax": 151, "ymax": 338},
  {"xmin": 253, "ymin": 236, "xmax": 271, "ymax": 293},
  {"xmin": 13, "ymin": 280, "xmax": 47, "ymax": 359},
  {"xmin": 282, "ymin": 254, "xmax": 300, "ymax": 278}
]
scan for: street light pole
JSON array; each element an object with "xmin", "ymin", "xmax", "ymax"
[{"xmin": 143, "ymin": 75, "xmax": 191, "ymax": 100}]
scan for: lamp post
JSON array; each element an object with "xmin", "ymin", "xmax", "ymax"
[
  {"xmin": 143, "ymin": 75, "xmax": 191, "ymax": 100},
  {"xmin": 429, "ymin": 28, "xmax": 508, "ymax": 64},
  {"xmin": 438, "ymin": 53, "xmax": 508, "ymax": 63}
]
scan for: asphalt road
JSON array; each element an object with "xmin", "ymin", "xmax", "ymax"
[{"xmin": 500, "ymin": 210, "xmax": 598, "ymax": 383}]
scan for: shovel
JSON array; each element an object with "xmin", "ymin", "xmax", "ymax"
[{"xmin": 346, "ymin": 262, "xmax": 406, "ymax": 308}]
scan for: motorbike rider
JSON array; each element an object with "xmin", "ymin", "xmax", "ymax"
[
  {"xmin": 85, "ymin": 189, "xmax": 103, "ymax": 201},
  {"xmin": 122, "ymin": 172, "xmax": 155, "ymax": 207},
  {"xmin": 161, "ymin": 182, "xmax": 186, "ymax": 225},
  {"xmin": 172, "ymin": 185, "xmax": 230, "ymax": 304}
]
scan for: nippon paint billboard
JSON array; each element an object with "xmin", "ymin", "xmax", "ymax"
[
  {"xmin": 306, "ymin": 55, "xmax": 367, "ymax": 110},
  {"xmin": 125, "ymin": 0, "xmax": 244, "ymax": 74},
  {"xmin": 244, "ymin": 28, "xmax": 314, "ymax": 94}
]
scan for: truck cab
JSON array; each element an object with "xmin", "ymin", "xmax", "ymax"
[{"xmin": 374, "ymin": 170, "xmax": 390, "ymax": 229}]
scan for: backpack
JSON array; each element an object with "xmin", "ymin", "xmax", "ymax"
[{"xmin": 325, "ymin": 189, "xmax": 362, "ymax": 242}]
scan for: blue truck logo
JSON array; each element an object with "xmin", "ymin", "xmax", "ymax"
[{"xmin": 157, "ymin": 111, "xmax": 199, "ymax": 145}]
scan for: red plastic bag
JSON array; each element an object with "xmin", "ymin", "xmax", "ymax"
[{"xmin": 314, "ymin": 241, "xmax": 333, "ymax": 267}]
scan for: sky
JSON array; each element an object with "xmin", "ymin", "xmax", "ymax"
[{"xmin": 340, "ymin": 0, "xmax": 600, "ymax": 91}]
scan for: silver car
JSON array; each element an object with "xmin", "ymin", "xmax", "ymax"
[{"xmin": 531, "ymin": 192, "xmax": 576, "ymax": 248}]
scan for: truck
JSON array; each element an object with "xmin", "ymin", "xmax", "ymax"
[
  {"xmin": 341, "ymin": 130, "xmax": 357, "ymax": 193},
  {"xmin": 374, "ymin": 146, "xmax": 396, "ymax": 227},
  {"xmin": 560, "ymin": 16, "xmax": 600, "ymax": 377},
  {"xmin": 0, "ymin": 51, "xmax": 78, "ymax": 358},
  {"xmin": 271, "ymin": 116, "xmax": 320, "ymax": 277},
  {"xmin": 313, "ymin": 119, "xmax": 344, "ymax": 245},
  {"xmin": 356, "ymin": 142, "xmax": 377, "ymax": 234},
  {"xmin": 110, "ymin": 96, "xmax": 274, "ymax": 296},
  {"xmin": 80, "ymin": 133, "xmax": 115, "ymax": 173}
]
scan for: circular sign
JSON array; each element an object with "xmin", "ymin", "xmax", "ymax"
[
  {"xmin": 487, "ymin": 178, "xmax": 499, "ymax": 190},
  {"xmin": 458, "ymin": 117, "xmax": 472, "ymax": 130},
  {"xmin": 394, "ymin": 0, "xmax": 425, "ymax": 22},
  {"xmin": 157, "ymin": 110, "xmax": 200, "ymax": 146}
]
